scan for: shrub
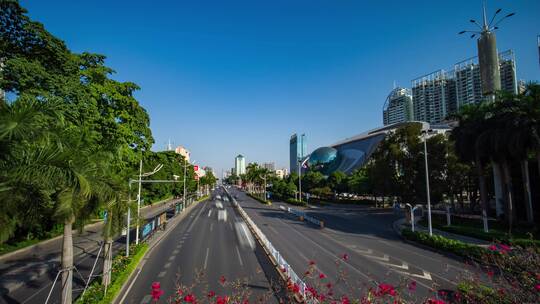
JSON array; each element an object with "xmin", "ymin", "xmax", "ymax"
[
  {"xmin": 402, "ymin": 229, "xmax": 488, "ymax": 260},
  {"xmin": 247, "ymin": 193, "xmax": 271, "ymax": 205},
  {"xmin": 75, "ymin": 243, "xmax": 148, "ymax": 304},
  {"xmin": 285, "ymin": 198, "xmax": 307, "ymax": 207}
]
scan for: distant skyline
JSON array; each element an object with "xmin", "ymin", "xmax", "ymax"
[{"xmin": 22, "ymin": 0, "xmax": 540, "ymax": 176}]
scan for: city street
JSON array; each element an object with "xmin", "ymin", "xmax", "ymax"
[
  {"xmin": 0, "ymin": 200, "xmax": 179, "ymax": 304},
  {"xmin": 228, "ymin": 187, "xmax": 476, "ymax": 301},
  {"xmin": 121, "ymin": 190, "xmax": 278, "ymax": 303}
]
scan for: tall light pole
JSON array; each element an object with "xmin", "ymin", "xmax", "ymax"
[
  {"xmin": 298, "ymin": 158, "xmax": 309, "ymax": 202},
  {"xmin": 183, "ymin": 159, "xmax": 196, "ymax": 204},
  {"xmin": 421, "ymin": 129, "xmax": 434, "ymax": 236},
  {"xmin": 135, "ymin": 162, "xmax": 163, "ymax": 245}
]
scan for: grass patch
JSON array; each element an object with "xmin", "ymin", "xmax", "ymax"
[
  {"xmin": 285, "ymin": 198, "xmax": 307, "ymax": 207},
  {"xmin": 75, "ymin": 243, "xmax": 148, "ymax": 304},
  {"xmin": 247, "ymin": 193, "xmax": 271, "ymax": 205}
]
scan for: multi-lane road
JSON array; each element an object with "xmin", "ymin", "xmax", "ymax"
[
  {"xmin": 1, "ymin": 186, "xmax": 479, "ymax": 303},
  {"xmin": 228, "ymin": 187, "xmax": 473, "ymax": 302},
  {"xmin": 122, "ymin": 189, "xmax": 278, "ymax": 303}
]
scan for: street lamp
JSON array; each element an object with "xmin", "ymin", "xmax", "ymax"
[
  {"xmin": 135, "ymin": 161, "xmax": 163, "ymax": 245},
  {"xmin": 259, "ymin": 173, "xmax": 267, "ymax": 201},
  {"xmin": 298, "ymin": 157, "xmax": 309, "ymax": 203},
  {"xmin": 421, "ymin": 128, "xmax": 435, "ymax": 236},
  {"xmin": 183, "ymin": 159, "xmax": 196, "ymax": 205}
]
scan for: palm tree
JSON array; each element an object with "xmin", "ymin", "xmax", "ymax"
[{"xmin": 450, "ymin": 103, "xmax": 491, "ymax": 232}]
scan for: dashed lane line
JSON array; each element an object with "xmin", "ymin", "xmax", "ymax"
[
  {"xmin": 204, "ymin": 247, "xmax": 210, "ymax": 269},
  {"xmin": 236, "ymin": 245, "xmax": 244, "ymax": 267}
]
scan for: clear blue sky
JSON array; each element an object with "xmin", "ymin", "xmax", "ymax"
[{"xmin": 22, "ymin": 0, "xmax": 540, "ymax": 176}]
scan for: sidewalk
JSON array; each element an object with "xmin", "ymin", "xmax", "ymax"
[{"xmin": 393, "ymin": 217, "xmax": 490, "ymax": 247}]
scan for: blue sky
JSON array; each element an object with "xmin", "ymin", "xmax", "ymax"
[{"xmin": 22, "ymin": 0, "xmax": 540, "ymax": 176}]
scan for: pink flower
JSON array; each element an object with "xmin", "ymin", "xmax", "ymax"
[
  {"xmin": 488, "ymin": 244, "xmax": 497, "ymax": 251},
  {"xmin": 319, "ymin": 273, "xmax": 326, "ymax": 279},
  {"xmin": 342, "ymin": 253, "xmax": 349, "ymax": 261},
  {"xmin": 150, "ymin": 282, "xmax": 164, "ymax": 301},
  {"xmin": 408, "ymin": 281, "xmax": 417, "ymax": 292},
  {"xmin": 207, "ymin": 291, "xmax": 216, "ymax": 298},
  {"xmin": 184, "ymin": 294, "xmax": 196, "ymax": 303},
  {"xmin": 309, "ymin": 260, "xmax": 316, "ymax": 265},
  {"xmin": 219, "ymin": 275, "xmax": 226, "ymax": 285},
  {"xmin": 535, "ymin": 284, "xmax": 540, "ymax": 292},
  {"xmin": 499, "ymin": 244, "xmax": 511, "ymax": 251},
  {"xmin": 426, "ymin": 299, "xmax": 446, "ymax": 304},
  {"xmin": 341, "ymin": 296, "xmax": 350, "ymax": 304}
]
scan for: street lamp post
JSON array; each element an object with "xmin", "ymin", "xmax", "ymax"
[
  {"xmin": 298, "ymin": 158, "xmax": 309, "ymax": 203},
  {"xmin": 135, "ymin": 162, "xmax": 163, "ymax": 245},
  {"xmin": 422, "ymin": 129, "xmax": 434, "ymax": 236}
]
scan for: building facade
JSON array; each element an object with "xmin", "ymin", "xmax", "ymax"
[
  {"xmin": 262, "ymin": 162, "xmax": 275, "ymax": 171},
  {"xmin": 174, "ymin": 146, "xmax": 191, "ymax": 162},
  {"xmin": 412, "ymin": 70, "xmax": 456, "ymax": 124},
  {"xmin": 235, "ymin": 155, "xmax": 246, "ymax": 176},
  {"xmin": 289, "ymin": 133, "xmax": 307, "ymax": 174},
  {"xmin": 383, "ymin": 87, "xmax": 413, "ymax": 125},
  {"xmin": 409, "ymin": 50, "xmax": 517, "ymax": 124}
]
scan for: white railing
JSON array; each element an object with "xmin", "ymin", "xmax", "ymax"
[{"xmin": 222, "ymin": 187, "xmax": 317, "ymax": 304}]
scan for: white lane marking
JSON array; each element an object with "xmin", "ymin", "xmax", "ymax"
[
  {"xmin": 169, "ymin": 255, "xmax": 175, "ymax": 261},
  {"xmin": 204, "ymin": 247, "xmax": 210, "ymax": 269},
  {"xmin": 396, "ymin": 270, "xmax": 432, "ymax": 281},
  {"xmin": 367, "ymin": 254, "xmax": 389, "ymax": 262},
  {"xmin": 218, "ymin": 210, "xmax": 228, "ymax": 222},
  {"xmin": 157, "ymin": 271, "xmax": 166, "ymax": 278},
  {"xmin": 208, "ymin": 209, "xmax": 212, "ymax": 217},
  {"xmin": 236, "ymin": 245, "xmax": 244, "ymax": 267},
  {"xmin": 173, "ymin": 249, "xmax": 179, "ymax": 254},
  {"xmin": 140, "ymin": 294, "xmax": 152, "ymax": 304},
  {"xmin": 164, "ymin": 262, "xmax": 171, "ymax": 268},
  {"xmin": 381, "ymin": 261, "xmax": 409, "ymax": 270},
  {"xmin": 210, "ymin": 223, "xmax": 214, "ymax": 232}
]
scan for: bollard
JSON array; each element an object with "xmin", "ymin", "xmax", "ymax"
[
  {"xmin": 320, "ymin": 221, "xmax": 324, "ymax": 229},
  {"xmin": 299, "ymin": 216, "xmax": 304, "ymax": 221},
  {"xmin": 446, "ymin": 205, "xmax": 451, "ymax": 226}
]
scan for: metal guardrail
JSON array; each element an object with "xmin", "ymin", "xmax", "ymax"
[
  {"xmin": 287, "ymin": 207, "xmax": 323, "ymax": 228},
  {"xmin": 222, "ymin": 187, "xmax": 318, "ymax": 304}
]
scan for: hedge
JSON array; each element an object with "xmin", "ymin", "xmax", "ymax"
[
  {"xmin": 75, "ymin": 243, "xmax": 148, "ymax": 304},
  {"xmin": 401, "ymin": 229, "xmax": 488, "ymax": 260},
  {"xmin": 247, "ymin": 193, "xmax": 271, "ymax": 205},
  {"xmin": 285, "ymin": 198, "xmax": 307, "ymax": 207}
]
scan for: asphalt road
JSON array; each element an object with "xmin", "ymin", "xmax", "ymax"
[
  {"xmin": 122, "ymin": 189, "xmax": 279, "ymax": 304},
  {"xmin": 230, "ymin": 188, "xmax": 477, "ymax": 302},
  {"xmin": 0, "ymin": 199, "xmax": 179, "ymax": 304}
]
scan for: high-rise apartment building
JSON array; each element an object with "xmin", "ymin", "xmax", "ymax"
[
  {"xmin": 454, "ymin": 50, "xmax": 517, "ymax": 109},
  {"xmin": 235, "ymin": 155, "xmax": 246, "ymax": 176},
  {"xmin": 383, "ymin": 87, "xmax": 413, "ymax": 125},
  {"xmin": 410, "ymin": 50, "xmax": 517, "ymax": 123},
  {"xmin": 289, "ymin": 133, "xmax": 307, "ymax": 174},
  {"xmin": 412, "ymin": 70, "xmax": 456, "ymax": 124}
]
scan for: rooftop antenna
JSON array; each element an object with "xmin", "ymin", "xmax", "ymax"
[
  {"xmin": 167, "ymin": 139, "xmax": 173, "ymax": 151},
  {"xmin": 393, "ymin": 80, "xmax": 397, "ymax": 89},
  {"xmin": 457, "ymin": 1, "xmax": 514, "ymax": 38}
]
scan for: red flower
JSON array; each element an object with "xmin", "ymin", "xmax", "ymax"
[
  {"xmin": 426, "ymin": 299, "xmax": 445, "ymax": 304},
  {"xmin": 309, "ymin": 260, "xmax": 316, "ymax": 265},
  {"xmin": 319, "ymin": 273, "xmax": 326, "ymax": 279},
  {"xmin": 219, "ymin": 275, "xmax": 226, "ymax": 285},
  {"xmin": 377, "ymin": 283, "xmax": 396, "ymax": 297},
  {"xmin": 207, "ymin": 291, "xmax": 216, "ymax": 298},
  {"xmin": 342, "ymin": 253, "xmax": 349, "ymax": 261},
  {"xmin": 535, "ymin": 284, "xmax": 540, "ymax": 292},
  {"xmin": 292, "ymin": 283, "xmax": 300, "ymax": 293},
  {"xmin": 499, "ymin": 244, "xmax": 511, "ymax": 252},
  {"xmin": 488, "ymin": 244, "xmax": 497, "ymax": 251},
  {"xmin": 341, "ymin": 296, "xmax": 350, "ymax": 304},
  {"xmin": 487, "ymin": 270, "xmax": 494, "ymax": 278},
  {"xmin": 305, "ymin": 270, "xmax": 310, "ymax": 275},
  {"xmin": 184, "ymin": 294, "xmax": 196, "ymax": 303},
  {"xmin": 281, "ymin": 266, "xmax": 287, "ymax": 273},
  {"xmin": 326, "ymin": 283, "xmax": 332, "ymax": 289}
]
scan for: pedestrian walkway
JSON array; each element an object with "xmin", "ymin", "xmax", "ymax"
[{"xmin": 393, "ymin": 218, "xmax": 490, "ymax": 246}]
